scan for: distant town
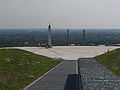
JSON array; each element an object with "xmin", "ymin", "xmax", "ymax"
[{"xmin": 0, "ymin": 28, "xmax": 120, "ymax": 47}]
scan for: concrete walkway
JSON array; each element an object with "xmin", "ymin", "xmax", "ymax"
[
  {"xmin": 15, "ymin": 46, "xmax": 119, "ymax": 60},
  {"xmin": 24, "ymin": 60, "xmax": 78, "ymax": 90},
  {"xmin": 79, "ymin": 58, "xmax": 120, "ymax": 90}
]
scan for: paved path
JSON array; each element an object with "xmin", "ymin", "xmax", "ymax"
[
  {"xmin": 24, "ymin": 60, "xmax": 78, "ymax": 90},
  {"xmin": 79, "ymin": 58, "xmax": 120, "ymax": 90},
  {"xmin": 15, "ymin": 46, "xmax": 119, "ymax": 60}
]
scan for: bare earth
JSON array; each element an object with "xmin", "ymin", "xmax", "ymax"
[{"xmin": 15, "ymin": 46, "xmax": 119, "ymax": 60}]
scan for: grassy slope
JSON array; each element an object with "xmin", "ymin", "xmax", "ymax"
[
  {"xmin": 94, "ymin": 48, "xmax": 120, "ymax": 76},
  {"xmin": 0, "ymin": 49, "xmax": 61, "ymax": 90}
]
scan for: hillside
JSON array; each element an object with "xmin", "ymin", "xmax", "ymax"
[
  {"xmin": 94, "ymin": 48, "xmax": 120, "ymax": 76},
  {"xmin": 0, "ymin": 49, "xmax": 61, "ymax": 90}
]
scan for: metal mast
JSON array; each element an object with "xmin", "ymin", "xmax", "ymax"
[
  {"xmin": 67, "ymin": 29, "xmax": 70, "ymax": 46},
  {"xmin": 83, "ymin": 29, "xmax": 86, "ymax": 46}
]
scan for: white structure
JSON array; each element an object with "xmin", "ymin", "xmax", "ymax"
[{"xmin": 48, "ymin": 24, "xmax": 52, "ymax": 47}]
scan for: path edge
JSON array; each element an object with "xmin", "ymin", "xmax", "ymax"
[
  {"xmin": 23, "ymin": 61, "xmax": 64, "ymax": 90},
  {"xmin": 78, "ymin": 58, "xmax": 83, "ymax": 90}
]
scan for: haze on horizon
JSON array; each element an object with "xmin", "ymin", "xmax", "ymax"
[{"xmin": 0, "ymin": 0, "xmax": 120, "ymax": 29}]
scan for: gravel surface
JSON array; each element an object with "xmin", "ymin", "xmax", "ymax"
[{"xmin": 79, "ymin": 58, "xmax": 120, "ymax": 90}]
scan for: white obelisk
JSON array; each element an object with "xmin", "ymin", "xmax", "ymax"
[{"xmin": 48, "ymin": 24, "xmax": 52, "ymax": 47}]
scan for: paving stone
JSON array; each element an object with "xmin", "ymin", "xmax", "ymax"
[{"xmin": 79, "ymin": 58, "xmax": 120, "ymax": 90}]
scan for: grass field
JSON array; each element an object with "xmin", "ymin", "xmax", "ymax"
[
  {"xmin": 94, "ymin": 48, "xmax": 120, "ymax": 76},
  {"xmin": 0, "ymin": 49, "xmax": 61, "ymax": 90}
]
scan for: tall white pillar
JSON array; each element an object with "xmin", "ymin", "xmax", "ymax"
[{"xmin": 48, "ymin": 24, "xmax": 52, "ymax": 47}]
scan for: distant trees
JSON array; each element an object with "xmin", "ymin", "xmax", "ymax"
[{"xmin": 0, "ymin": 29, "xmax": 120, "ymax": 47}]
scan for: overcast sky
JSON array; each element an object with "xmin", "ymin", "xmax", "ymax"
[{"xmin": 0, "ymin": 0, "xmax": 120, "ymax": 28}]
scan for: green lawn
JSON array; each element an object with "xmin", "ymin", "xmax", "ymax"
[
  {"xmin": 94, "ymin": 48, "xmax": 120, "ymax": 76},
  {"xmin": 0, "ymin": 49, "xmax": 61, "ymax": 90}
]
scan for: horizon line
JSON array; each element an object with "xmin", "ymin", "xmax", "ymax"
[{"xmin": 1, "ymin": 26, "xmax": 120, "ymax": 30}]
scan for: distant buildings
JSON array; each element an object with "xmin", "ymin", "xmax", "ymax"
[{"xmin": 47, "ymin": 28, "xmax": 86, "ymax": 46}]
